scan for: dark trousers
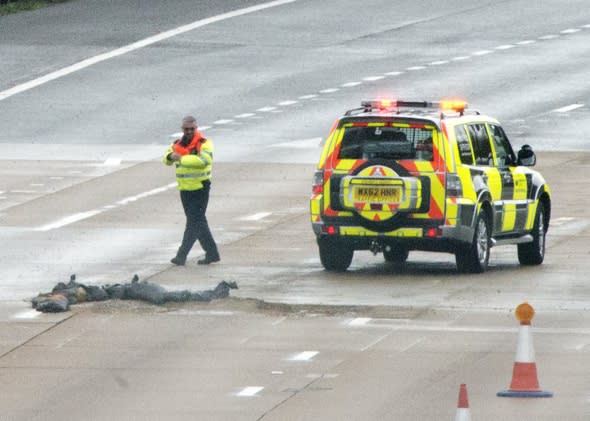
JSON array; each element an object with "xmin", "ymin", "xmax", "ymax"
[{"xmin": 176, "ymin": 185, "xmax": 219, "ymax": 260}]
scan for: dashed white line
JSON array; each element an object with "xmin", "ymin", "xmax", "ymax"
[
  {"xmin": 319, "ymin": 88, "xmax": 339, "ymax": 93},
  {"xmin": 406, "ymin": 65, "xmax": 426, "ymax": 71},
  {"xmin": 12, "ymin": 310, "xmax": 41, "ymax": 319},
  {"xmin": 561, "ymin": 28, "xmax": 581, "ymax": 34},
  {"xmin": 269, "ymin": 137, "xmax": 321, "ymax": 148},
  {"xmin": 451, "ymin": 56, "xmax": 470, "ymax": 61},
  {"xmin": 517, "ymin": 40, "xmax": 536, "ymax": 45},
  {"xmin": 199, "ymin": 125, "xmax": 211, "ymax": 131},
  {"xmin": 11, "ymin": 190, "xmax": 37, "ymax": 194},
  {"xmin": 278, "ymin": 100, "xmax": 298, "ymax": 106},
  {"xmin": 538, "ymin": 34, "xmax": 559, "ymax": 40},
  {"xmin": 30, "ymin": 183, "xmax": 44, "ymax": 187},
  {"xmin": 234, "ymin": 113, "xmax": 255, "ymax": 118},
  {"xmin": 472, "ymin": 50, "xmax": 493, "ymax": 56},
  {"xmin": 363, "ymin": 76, "xmax": 385, "ymax": 81},
  {"xmin": 103, "ymin": 157, "xmax": 121, "ymax": 166},
  {"xmin": 0, "ymin": 0, "xmax": 298, "ymax": 102},
  {"xmin": 36, "ymin": 210, "xmax": 102, "ymax": 231},
  {"xmin": 495, "ymin": 44, "xmax": 515, "ymax": 50},
  {"xmin": 429, "ymin": 60, "xmax": 448, "ymax": 65},
  {"xmin": 348, "ymin": 317, "xmax": 371, "ymax": 326},
  {"xmin": 384, "ymin": 71, "xmax": 403, "ymax": 76},
  {"xmin": 213, "ymin": 119, "xmax": 234, "ymax": 125},
  {"xmin": 290, "ymin": 351, "xmax": 319, "ymax": 361},
  {"xmin": 257, "ymin": 106, "xmax": 276, "ymax": 112},
  {"xmin": 298, "ymin": 94, "xmax": 317, "ymax": 99},
  {"xmin": 237, "ymin": 386, "xmax": 264, "ymax": 397},
  {"xmin": 341, "ymin": 82, "xmax": 362, "ymax": 87},
  {"xmin": 238, "ymin": 212, "xmax": 272, "ymax": 221},
  {"xmin": 583, "ymin": 24, "xmax": 590, "ymax": 29},
  {"xmin": 553, "ymin": 103, "xmax": 584, "ymax": 113}
]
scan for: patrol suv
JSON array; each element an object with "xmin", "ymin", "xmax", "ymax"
[{"xmin": 310, "ymin": 99, "xmax": 551, "ymax": 273}]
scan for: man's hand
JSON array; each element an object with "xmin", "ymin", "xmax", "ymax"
[{"xmin": 169, "ymin": 152, "xmax": 182, "ymax": 162}]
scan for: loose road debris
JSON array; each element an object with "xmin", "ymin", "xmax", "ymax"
[{"xmin": 32, "ymin": 274, "xmax": 238, "ymax": 313}]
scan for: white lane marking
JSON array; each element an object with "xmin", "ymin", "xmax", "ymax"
[
  {"xmin": 429, "ymin": 60, "xmax": 448, "ymax": 65},
  {"xmin": 583, "ymin": 24, "xmax": 590, "ymax": 29},
  {"xmin": 238, "ymin": 212, "xmax": 271, "ymax": 221},
  {"xmin": 237, "ymin": 386, "xmax": 264, "ymax": 397},
  {"xmin": 269, "ymin": 137, "xmax": 321, "ymax": 149},
  {"xmin": 319, "ymin": 88, "xmax": 339, "ymax": 93},
  {"xmin": 103, "ymin": 157, "xmax": 121, "ymax": 166},
  {"xmin": 495, "ymin": 44, "xmax": 515, "ymax": 50},
  {"xmin": 561, "ymin": 28, "xmax": 581, "ymax": 34},
  {"xmin": 36, "ymin": 210, "xmax": 102, "ymax": 231},
  {"xmin": 12, "ymin": 310, "xmax": 41, "ymax": 319},
  {"xmin": 257, "ymin": 106, "xmax": 276, "ymax": 112},
  {"xmin": 384, "ymin": 71, "xmax": 403, "ymax": 76},
  {"xmin": 213, "ymin": 119, "xmax": 234, "ymax": 125},
  {"xmin": 0, "ymin": 0, "xmax": 297, "ymax": 101},
  {"xmin": 451, "ymin": 56, "xmax": 470, "ymax": 61},
  {"xmin": 49, "ymin": 177, "xmax": 64, "ymax": 180},
  {"xmin": 272, "ymin": 316, "xmax": 287, "ymax": 326},
  {"xmin": 539, "ymin": 34, "xmax": 559, "ymax": 40},
  {"xmin": 363, "ymin": 75, "xmax": 385, "ymax": 81},
  {"xmin": 406, "ymin": 65, "xmax": 426, "ymax": 70},
  {"xmin": 553, "ymin": 103, "xmax": 584, "ymax": 113},
  {"xmin": 348, "ymin": 317, "xmax": 371, "ymax": 326},
  {"xmin": 68, "ymin": 171, "xmax": 82, "ymax": 174},
  {"xmin": 575, "ymin": 343, "xmax": 586, "ymax": 351},
  {"xmin": 290, "ymin": 351, "xmax": 319, "ymax": 361},
  {"xmin": 552, "ymin": 216, "xmax": 575, "ymax": 226},
  {"xmin": 472, "ymin": 50, "xmax": 493, "ymax": 56},
  {"xmin": 517, "ymin": 40, "xmax": 536, "ymax": 45},
  {"xmin": 199, "ymin": 125, "xmax": 211, "ymax": 131},
  {"xmin": 115, "ymin": 183, "xmax": 176, "ymax": 206},
  {"xmin": 235, "ymin": 113, "xmax": 255, "ymax": 118},
  {"xmin": 170, "ymin": 132, "xmax": 183, "ymax": 138},
  {"xmin": 36, "ymin": 182, "xmax": 176, "ymax": 231},
  {"xmin": 271, "ymin": 370, "xmax": 284, "ymax": 375},
  {"xmin": 399, "ymin": 337, "xmax": 424, "ymax": 352},
  {"xmin": 361, "ymin": 332, "xmax": 390, "ymax": 351},
  {"xmin": 341, "ymin": 81, "xmax": 362, "ymax": 87},
  {"xmin": 11, "ymin": 190, "xmax": 37, "ymax": 193},
  {"xmin": 278, "ymin": 100, "xmax": 298, "ymax": 106},
  {"xmin": 298, "ymin": 94, "xmax": 317, "ymax": 99},
  {"xmin": 30, "ymin": 183, "xmax": 44, "ymax": 187}
]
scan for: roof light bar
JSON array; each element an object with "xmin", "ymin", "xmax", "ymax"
[{"xmin": 361, "ymin": 99, "xmax": 468, "ymax": 113}]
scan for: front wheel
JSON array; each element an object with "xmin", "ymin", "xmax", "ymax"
[
  {"xmin": 456, "ymin": 211, "xmax": 491, "ymax": 273},
  {"xmin": 518, "ymin": 204, "xmax": 546, "ymax": 265},
  {"xmin": 318, "ymin": 238, "xmax": 354, "ymax": 272}
]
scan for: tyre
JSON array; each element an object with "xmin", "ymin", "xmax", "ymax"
[
  {"xmin": 383, "ymin": 245, "xmax": 409, "ymax": 264},
  {"xmin": 318, "ymin": 239, "xmax": 354, "ymax": 272},
  {"xmin": 518, "ymin": 203, "xmax": 546, "ymax": 265},
  {"xmin": 455, "ymin": 211, "xmax": 490, "ymax": 273}
]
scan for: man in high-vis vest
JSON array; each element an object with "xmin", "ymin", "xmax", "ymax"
[{"xmin": 164, "ymin": 116, "xmax": 220, "ymax": 266}]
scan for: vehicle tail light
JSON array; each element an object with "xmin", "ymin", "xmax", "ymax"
[
  {"xmin": 312, "ymin": 170, "xmax": 324, "ymax": 194},
  {"xmin": 446, "ymin": 173, "xmax": 463, "ymax": 197},
  {"xmin": 425, "ymin": 227, "xmax": 442, "ymax": 238},
  {"xmin": 322, "ymin": 225, "xmax": 337, "ymax": 235}
]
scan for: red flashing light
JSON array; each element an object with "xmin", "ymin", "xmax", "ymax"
[
  {"xmin": 425, "ymin": 227, "xmax": 442, "ymax": 238},
  {"xmin": 312, "ymin": 185, "xmax": 323, "ymax": 194},
  {"xmin": 323, "ymin": 225, "xmax": 337, "ymax": 235},
  {"xmin": 380, "ymin": 99, "xmax": 393, "ymax": 108}
]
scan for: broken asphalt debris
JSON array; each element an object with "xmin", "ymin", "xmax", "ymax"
[{"xmin": 32, "ymin": 274, "xmax": 238, "ymax": 313}]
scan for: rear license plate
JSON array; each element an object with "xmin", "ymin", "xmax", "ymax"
[{"xmin": 353, "ymin": 186, "xmax": 401, "ymax": 203}]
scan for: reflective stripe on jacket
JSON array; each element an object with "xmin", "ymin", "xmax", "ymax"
[{"xmin": 163, "ymin": 133, "xmax": 214, "ymax": 191}]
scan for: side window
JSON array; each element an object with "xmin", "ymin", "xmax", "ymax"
[
  {"xmin": 467, "ymin": 124, "xmax": 493, "ymax": 166},
  {"xmin": 455, "ymin": 125, "xmax": 474, "ymax": 165},
  {"xmin": 489, "ymin": 124, "xmax": 515, "ymax": 167}
]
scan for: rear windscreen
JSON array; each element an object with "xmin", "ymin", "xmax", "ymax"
[{"xmin": 338, "ymin": 122, "xmax": 436, "ymax": 161}]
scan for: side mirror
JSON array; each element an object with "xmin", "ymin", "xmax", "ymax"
[{"xmin": 517, "ymin": 144, "xmax": 536, "ymax": 166}]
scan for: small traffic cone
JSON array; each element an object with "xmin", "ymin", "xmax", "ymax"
[
  {"xmin": 455, "ymin": 383, "xmax": 471, "ymax": 421},
  {"xmin": 497, "ymin": 302, "xmax": 553, "ymax": 398}
]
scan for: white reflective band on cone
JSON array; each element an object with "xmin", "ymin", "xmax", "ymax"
[{"xmin": 515, "ymin": 325, "xmax": 536, "ymax": 363}]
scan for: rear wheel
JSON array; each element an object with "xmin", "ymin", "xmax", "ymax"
[
  {"xmin": 383, "ymin": 245, "xmax": 409, "ymax": 264},
  {"xmin": 518, "ymin": 204, "xmax": 546, "ymax": 265},
  {"xmin": 456, "ymin": 211, "xmax": 491, "ymax": 273},
  {"xmin": 318, "ymin": 238, "xmax": 354, "ymax": 272}
]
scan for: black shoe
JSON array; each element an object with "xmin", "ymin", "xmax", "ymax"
[
  {"xmin": 170, "ymin": 256, "xmax": 186, "ymax": 266},
  {"xmin": 198, "ymin": 255, "xmax": 220, "ymax": 265}
]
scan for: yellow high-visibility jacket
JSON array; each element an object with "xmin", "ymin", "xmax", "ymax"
[{"xmin": 163, "ymin": 134, "xmax": 214, "ymax": 191}]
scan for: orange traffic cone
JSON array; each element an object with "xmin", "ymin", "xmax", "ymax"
[
  {"xmin": 497, "ymin": 302, "xmax": 553, "ymax": 398},
  {"xmin": 455, "ymin": 383, "xmax": 471, "ymax": 421}
]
